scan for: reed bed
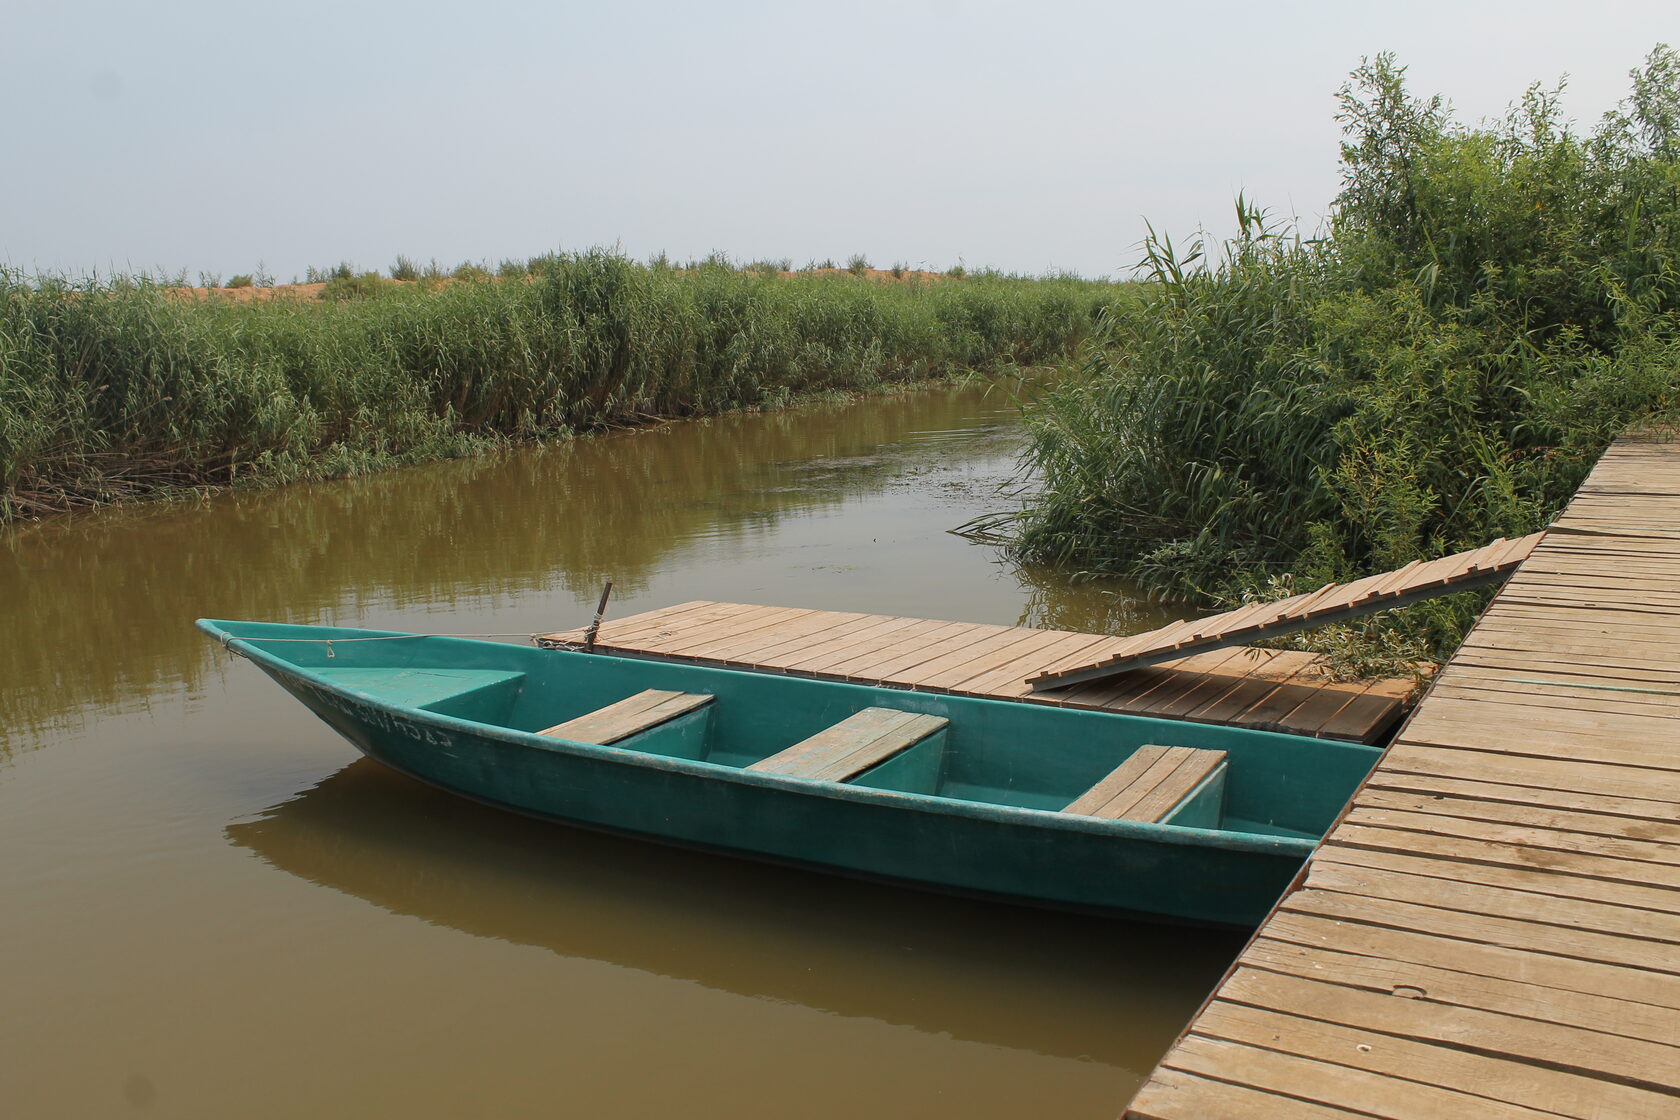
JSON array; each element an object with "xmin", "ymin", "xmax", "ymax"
[
  {"xmin": 1008, "ymin": 48, "xmax": 1680, "ymax": 666},
  {"xmin": 0, "ymin": 253, "xmax": 1124, "ymax": 520}
]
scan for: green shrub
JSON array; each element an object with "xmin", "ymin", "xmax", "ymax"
[
  {"xmin": 317, "ymin": 272, "xmax": 388, "ymax": 301},
  {"xmin": 226, "ymin": 275, "xmax": 253, "ymax": 289},
  {"xmin": 1010, "ymin": 47, "xmax": 1680, "ymax": 666},
  {"xmin": 390, "ymin": 255, "xmax": 420, "ymax": 281}
]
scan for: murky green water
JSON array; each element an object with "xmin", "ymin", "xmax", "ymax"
[{"xmin": 0, "ymin": 382, "xmax": 1237, "ymax": 1119}]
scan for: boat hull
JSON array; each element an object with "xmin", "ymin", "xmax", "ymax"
[
  {"xmin": 202, "ymin": 619, "xmax": 1379, "ymax": 927},
  {"xmin": 257, "ymin": 679, "xmax": 1299, "ymax": 928}
]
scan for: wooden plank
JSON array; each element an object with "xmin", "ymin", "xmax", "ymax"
[
  {"xmin": 1052, "ymin": 665, "xmax": 1200, "ymax": 713},
  {"xmin": 1063, "ymin": 746, "xmax": 1226, "ymax": 821},
  {"xmin": 538, "ymin": 689, "xmax": 712, "ymax": 744},
  {"xmin": 1216, "ymin": 965, "xmax": 1680, "ymax": 1090},
  {"xmin": 1411, "ymin": 688, "xmax": 1680, "ymax": 732},
  {"xmin": 1381, "ymin": 742, "xmax": 1680, "ymax": 803},
  {"xmin": 1339, "ymin": 805, "xmax": 1680, "ymax": 869},
  {"xmin": 1184, "ymin": 599, "xmax": 1274, "ymax": 639},
  {"xmin": 1473, "ymin": 609, "xmax": 1680, "ymax": 640},
  {"xmin": 1063, "ymin": 746, "xmax": 1182, "ymax": 817},
  {"xmin": 1125, "ymin": 750, "xmax": 1226, "ymax": 821},
  {"xmin": 1121, "ymin": 671, "xmax": 1251, "ymax": 718},
  {"xmin": 949, "ymin": 632, "xmax": 1127, "ymax": 695},
  {"xmin": 1456, "ymin": 627, "xmax": 1680, "ymax": 664},
  {"xmin": 746, "ymin": 707, "xmax": 947, "ymax": 782},
  {"xmin": 596, "ymin": 603, "xmax": 779, "ymax": 654},
  {"xmin": 1182, "ymin": 677, "xmax": 1292, "ymax": 726},
  {"xmin": 817, "ymin": 621, "xmax": 988, "ymax": 679},
  {"xmin": 1159, "ymin": 1032, "xmax": 1564, "ymax": 1120},
  {"xmin": 1427, "ymin": 679, "xmax": 1680, "ymax": 718},
  {"xmin": 894, "ymin": 624, "xmax": 1072, "ymax": 688},
  {"xmin": 1405, "ymin": 690, "xmax": 1680, "ymax": 737},
  {"xmin": 1511, "ymin": 573, "xmax": 1680, "ymax": 596},
  {"xmin": 1129, "ymin": 671, "xmax": 1255, "ymax": 724},
  {"xmin": 1281, "ymin": 887, "xmax": 1680, "ymax": 973},
  {"xmin": 1441, "ymin": 657, "xmax": 1680, "ymax": 690},
  {"xmin": 592, "ymin": 601, "xmax": 755, "ymax": 646},
  {"xmin": 650, "ymin": 606, "xmax": 831, "ymax": 659},
  {"xmin": 1043, "ymin": 535, "xmax": 1538, "ymax": 690},
  {"xmin": 1396, "ymin": 712, "xmax": 1680, "ymax": 774},
  {"xmin": 1243, "ymin": 937, "xmax": 1680, "ymax": 1049},
  {"xmin": 542, "ymin": 600, "xmax": 718, "ymax": 644},
  {"xmin": 1363, "ymin": 769, "xmax": 1680, "ymax": 819},
  {"xmin": 1195, "ymin": 998, "xmax": 1680, "ymax": 1119},
  {"xmin": 1355, "ymin": 786, "xmax": 1680, "ymax": 844},
  {"xmin": 1317, "ymin": 839, "xmax": 1680, "ymax": 920},
  {"xmin": 1261, "ymin": 908, "xmax": 1680, "ymax": 1012},
  {"xmin": 911, "ymin": 628, "xmax": 1077, "ymax": 689},
  {"xmin": 1312, "ymin": 690, "xmax": 1409, "ymax": 743},
  {"xmin": 783, "ymin": 616, "xmax": 960, "ymax": 674},
  {"xmin": 1303, "ymin": 858, "xmax": 1680, "ymax": 943},
  {"xmin": 1267, "ymin": 686, "xmax": 1358, "ymax": 737},
  {"xmin": 1225, "ymin": 681, "xmax": 1326, "ymax": 734},
  {"xmin": 1127, "ymin": 1065, "xmax": 1371, "ymax": 1120},
  {"xmin": 1313, "ymin": 841, "xmax": 1680, "ymax": 919},
  {"xmin": 718, "ymin": 610, "xmax": 896, "ymax": 665},
  {"xmin": 1328, "ymin": 820, "xmax": 1680, "ymax": 893}
]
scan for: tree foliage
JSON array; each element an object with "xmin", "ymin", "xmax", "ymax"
[{"xmin": 1014, "ymin": 47, "xmax": 1680, "ymax": 664}]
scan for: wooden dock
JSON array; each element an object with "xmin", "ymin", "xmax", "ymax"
[
  {"xmin": 539, "ymin": 602, "xmax": 1415, "ymax": 744},
  {"xmin": 1126, "ymin": 430, "xmax": 1680, "ymax": 1118}
]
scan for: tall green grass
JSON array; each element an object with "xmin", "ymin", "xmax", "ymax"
[
  {"xmin": 1011, "ymin": 47, "xmax": 1680, "ymax": 665},
  {"xmin": 0, "ymin": 253, "xmax": 1126, "ymax": 520}
]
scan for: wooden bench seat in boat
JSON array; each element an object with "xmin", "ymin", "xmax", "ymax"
[
  {"xmin": 539, "ymin": 689, "xmax": 714, "ymax": 745},
  {"xmin": 748, "ymin": 707, "xmax": 949, "ymax": 782},
  {"xmin": 1063, "ymin": 745, "xmax": 1228, "ymax": 824}
]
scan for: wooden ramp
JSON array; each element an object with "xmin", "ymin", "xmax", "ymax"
[
  {"xmin": 1126, "ymin": 430, "xmax": 1680, "ymax": 1119},
  {"xmin": 539, "ymin": 602, "xmax": 1414, "ymax": 744},
  {"xmin": 1030, "ymin": 533, "xmax": 1542, "ymax": 691}
]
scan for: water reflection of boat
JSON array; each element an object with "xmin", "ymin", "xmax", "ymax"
[
  {"xmin": 202, "ymin": 620, "xmax": 1380, "ymax": 926},
  {"xmin": 227, "ymin": 759, "xmax": 1242, "ymax": 1063}
]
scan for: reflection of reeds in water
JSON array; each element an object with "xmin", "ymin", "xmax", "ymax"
[
  {"xmin": 226, "ymin": 759, "xmax": 1240, "ymax": 1063},
  {"xmin": 1012, "ymin": 563, "xmax": 1179, "ymax": 637},
  {"xmin": 0, "ymin": 385, "xmax": 1056, "ymax": 752}
]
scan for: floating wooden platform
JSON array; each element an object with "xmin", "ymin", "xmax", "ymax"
[
  {"xmin": 1126, "ymin": 429, "xmax": 1680, "ymax": 1119},
  {"xmin": 539, "ymin": 602, "xmax": 1414, "ymax": 744},
  {"xmin": 1030, "ymin": 532, "xmax": 1542, "ymax": 690}
]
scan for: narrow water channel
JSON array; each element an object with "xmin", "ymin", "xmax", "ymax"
[{"xmin": 0, "ymin": 382, "xmax": 1241, "ymax": 1119}]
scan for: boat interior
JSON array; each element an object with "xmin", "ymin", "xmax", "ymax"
[{"xmin": 214, "ymin": 623, "xmax": 1382, "ymax": 842}]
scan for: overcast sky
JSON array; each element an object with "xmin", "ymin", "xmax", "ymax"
[{"xmin": 2, "ymin": 1, "xmax": 1673, "ymax": 281}]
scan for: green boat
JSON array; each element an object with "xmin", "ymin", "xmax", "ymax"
[{"xmin": 198, "ymin": 618, "xmax": 1380, "ymax": 926}]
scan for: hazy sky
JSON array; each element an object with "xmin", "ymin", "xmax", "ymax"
[{"xmin": 2, "ymin": 1, "xmax": 1673, "ymax": 280}]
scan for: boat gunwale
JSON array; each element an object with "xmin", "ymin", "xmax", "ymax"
[{"xmin": 202, "ymin": 620, "xmax": 1327, "ymax": 858}]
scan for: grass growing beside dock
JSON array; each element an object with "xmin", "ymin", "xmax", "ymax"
[
  {"xmin": 0, "ymin": 254, "xmax": 1125, "ymax": 520},
  {"xmin": 1007, "ymin": 47, "xmax": 1680, "ymax": 666}
]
